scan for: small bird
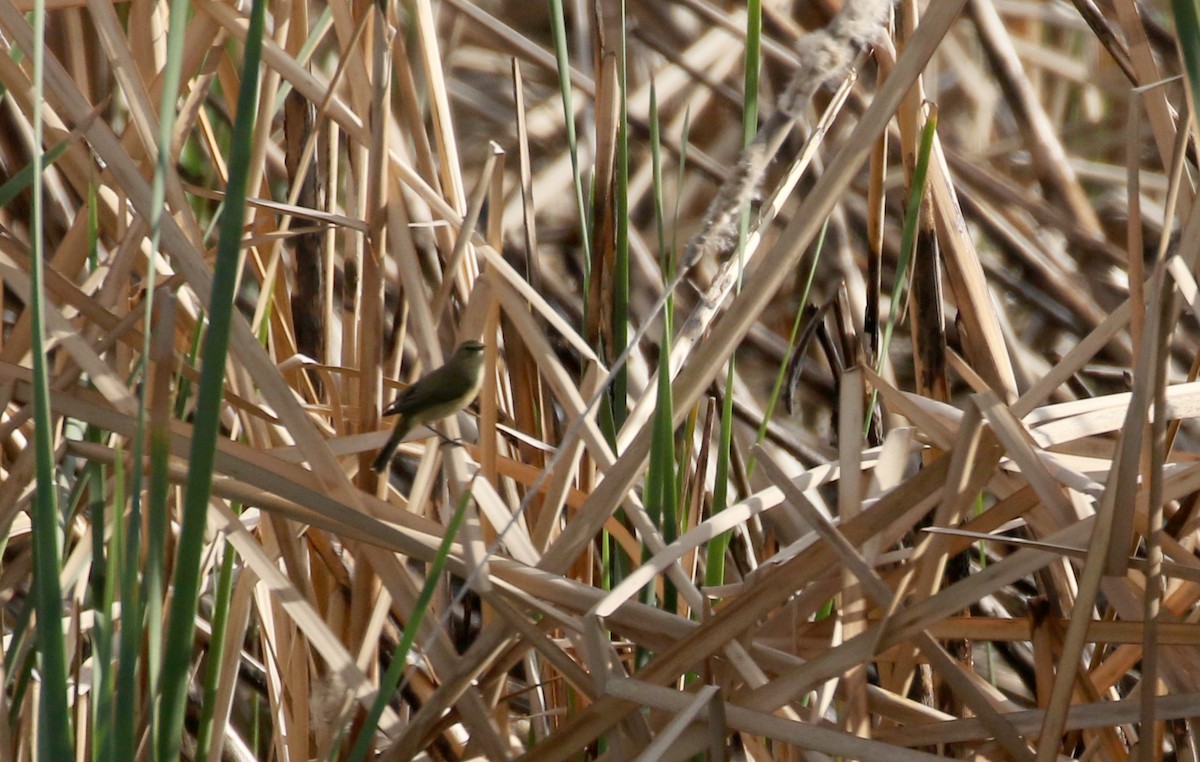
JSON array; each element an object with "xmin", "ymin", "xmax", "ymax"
[{"xmin": 371, "ymin": 339, "xmax": 487, "ymax": 473}]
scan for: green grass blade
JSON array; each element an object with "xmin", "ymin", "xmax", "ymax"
[
  {"xmin": 194, "ymin": 532, "xmax": 238, "ymax": 761},
  {"xmin": 138, "ymin": 0, "xmax": 193, "ymax": 730},
  {"xmin": 0, "ymin": 137, "xmax": 70, "ymax": 211},
  {"xmin": 705, "ymin": 0, "xmax": 761, "ymax": 589},
  {"xmin": 643, "ymin": 82, "xmax": 678, "ymax": 621},
  {"xmin": 644, "ymin": 328, "xmax": 678, "ymax": 610},
  {"xmin": 7, "ymin": 633, "xmax": 35, "ymax": 732},
  {"xmin": 546, "ymin": 0, "xmax": 592, "ymax": 287},
  {"xmin": 155, "ymin": 0, "xmax": 266, "ymax": 756},
  {"xmin": 742, "ymin": 0, "xmax": 762, "ymax": 145},
  {"xmin": 651, "ymin": 84, "xmax": 667, "ymax": 284},
  {"xmin": 1173, "ymin": 0, "xmax": 1200, "ymax": 124},
  {"xmin": 866, "ymin": 112, "xmax": 938, "ymax": 429},
  {"xmin": 106, "ymin": 0, "xmax": 197, "ymax": 752},
  {"xmin": 704, "ymin": 368, "xmax": 738, "ymax": 589},
  {"xmin": 346, "ymin": 487, "xmax": 475, "ymax": 762},
  {"xmin": 27, "ymin": 0, "xmax": 74, "ymax": 754},
  {"xmin": 81, "ymin": 178, "xmax": 119, "ymax": 762},
  {"xmin": 111, "ymin": 440, "xmax": 142, "ymax": 761},
  {"xmin": 612, "ymin": 0, "xmax": 630, "ymax": 428},
  {"xmin": 88, "ymin": 455, "xmax": 116, "ymax": 762},
  {"xmin": 746, "ymin": 219, "xmax": 831, "ymax": 480}
]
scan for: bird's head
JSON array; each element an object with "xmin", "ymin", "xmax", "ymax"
[{"xmin": 455, "ymin": 339, "xmax": 486, "ymax": 358}]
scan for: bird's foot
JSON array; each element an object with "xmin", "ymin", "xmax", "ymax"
[{"xmin": 433, "ymin": 430, "xmax": 465, "ymax": 448}]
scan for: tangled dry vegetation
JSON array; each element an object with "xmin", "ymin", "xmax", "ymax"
[{"xmin": 0, "ymin": 0, "xmax": 1198, "ymax": 759}]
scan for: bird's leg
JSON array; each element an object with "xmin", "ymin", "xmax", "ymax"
[{"xmin": 430, "ymin": 426, "xmax": 465, "ymax": 448}]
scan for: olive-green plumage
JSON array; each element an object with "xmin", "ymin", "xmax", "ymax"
[{"xmin": 372, "ymin": 340, "xmax": 486, "ymax": 473}]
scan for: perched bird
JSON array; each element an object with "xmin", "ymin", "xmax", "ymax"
[{"xmin": 371, "ymin": 340, "xmax": 487, "ymax": 473}]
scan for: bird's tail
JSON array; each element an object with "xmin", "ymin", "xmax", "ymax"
[{"xmin": 372, "ymin": 416, "xmax": 412, "ymax": 473}]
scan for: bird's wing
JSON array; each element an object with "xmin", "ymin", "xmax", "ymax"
[
  {"xmin": 381, "ymin": 384, "xmax": 414, "ymax": 416},
  {"xmin": 382, "ymin": 364, "xmax": 467, "ymax": 416}
]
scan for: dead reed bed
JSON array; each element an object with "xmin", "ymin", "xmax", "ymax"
[{"xmin": 0, "ymin": 0, "xmax": 1195, "ymax": 759}]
